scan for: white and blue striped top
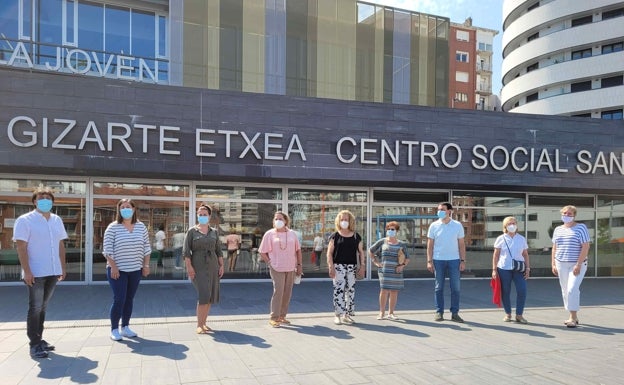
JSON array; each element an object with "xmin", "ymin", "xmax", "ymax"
[
  {"xmin": 552, "ymin": 223, "xmax": 591, "ymax": 262},
  {"xmin": 103, "ymin": 221, "xmax": 151, "ymax": 272}
]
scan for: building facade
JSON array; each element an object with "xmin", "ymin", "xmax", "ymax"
[
  {"xmin": 449, "ymin": 18, "xmax": 498, "ymax": 111},
  {"xmin": 501, "ymin": 0, "xmax": 624, "ymax": 119},
  {"xmin": 1, "ymin": 0, "xmax": 624, "ymax": 285}
]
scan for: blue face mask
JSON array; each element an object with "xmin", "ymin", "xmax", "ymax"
[
  {"xmin": 36, "ymin": 198, "xmax": 53, "ymax": 213},
  {"xmin": 386, "ymin": 229, "xmax": 397, "ymax": 237},
  {"xmin": 437, "ymin": 210, "xmax": 447, "ymax": 219},
  {"xmin": 120, "ymin": 208, "xmax": 134, "ymax": 219},
  {"xmin": 197, "ymin": 215, "xmax": 210, "ymax": 225}
]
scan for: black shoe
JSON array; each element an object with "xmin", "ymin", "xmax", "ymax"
[
  {"xmin": 451, "ymin": 313, "xmax": 464, "ymax": 323},
  {"xmin": 41, "ymin": 340, "xmax": 55, "ymax": 351},
  {"xmin": 30, "ymin": 344, "xmax": 48, "ymax": 359}
]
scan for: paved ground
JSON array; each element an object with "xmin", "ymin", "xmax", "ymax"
[{"xmin": 0, "ymin": 277, "xmax": 622, "ymax": 385}]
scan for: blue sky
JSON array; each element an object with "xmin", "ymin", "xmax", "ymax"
[{"xmin": 370, "ymin": 0, "xmax": 504, "ymax": 95}]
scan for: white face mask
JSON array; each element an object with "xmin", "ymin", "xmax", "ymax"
[
  {"xmin": 340, "ymin": 220, "xmax": 349, "ymax": 229},
  {"xmin": 274, "ymin": 219, "xmax": 285, "ymax": 229},
  {"xmin": 506, "ymin": 224, "xmax": 517, "ymax": 233},
  {"xmin": 561, "ymin": 215, "xmax": 574, "ymax": 224}
]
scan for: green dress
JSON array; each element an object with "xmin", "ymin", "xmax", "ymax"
[{"xmin": 183, "ymin": 226, "xmax": 223, "ymax": 304}]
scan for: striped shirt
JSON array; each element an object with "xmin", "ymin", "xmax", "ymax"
[
  {"xmin": 552, "ymin": 223, "xmax": 590, "ymax": 263},
  {"xmin": 103, "ymin": 221, "xmax": 151, "ymax": 272}
]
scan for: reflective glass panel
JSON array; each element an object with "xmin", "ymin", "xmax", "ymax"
[
  {"xmin": 596, "ymin": 195, "xmax": 624, "ymax": 276},
  {"xmin": 288, "ymin": 189, "xmax": 367, "ymax": 202},
  {"xmin": 290, "ymin": 204, "xmax": 367, "ymax": 276},
  {"xmin": 528, "ymin": 195, "xmax": 595, "ymax": 277},
  {"xmin": 93, "ymin": 182, "xmax": 189, "ymax": 197},
  {"xmin": 35, "ymin": 0, "xmax": 62, "ymax": 65},
  {"xmin": 105, "ymin": 5, "xmax": 129, "ymax": 55},
  {"xmin": 131, "ymin": 9, "xmax": 154, "ymax": 58},
  {"xmin": 92, "ymin": 198, "xmax": 189, "ymax": 281},
  {"xmin": 370, "ymin": 205, "xmax": 436, "ymax": 278},
  {"xmin": 0, "ymin": 195, "xmax": 86, "ymax": 282},
  {"xmin": 196, "ymin": 186, "xmax": 281, "ymax": 201},
  {"xmin": 0, "ymin": 179, "xmax": 85, "ymax": 194},
  {"xmin": 0, "ymin": 0, "xmax": 19, "ymax": 41},
  {"xmin": 78, "ymin": 0, "xmax": 103, "ymax": 52},
  {"xmin": 207, "ymin": 201, "xmax": 282, "ymax": 278},
  {"xmin": 453, "ymin": 191, "xmax": 525, "ymax": 208}
]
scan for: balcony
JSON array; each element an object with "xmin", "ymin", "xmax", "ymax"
[
  {"xmin": 476, "ymin": 62, "xmax": 492, "ymax": 73},
  {"xmin": 476, "ymin": 83, "xmax": 492, "ymax": 95}
]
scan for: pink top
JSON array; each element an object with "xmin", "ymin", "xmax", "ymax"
[
  {"xmin": 258, "ymin": 228, "xmax": 300, "ymax": 272},
  {"xmin": 225, "ymin": 233, "xmax": 240, "ymax": 251}
]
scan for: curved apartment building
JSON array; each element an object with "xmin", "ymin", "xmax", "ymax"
[{"xmin": 501, "ymin": 0, "xmax": 624, "ymax": 118}]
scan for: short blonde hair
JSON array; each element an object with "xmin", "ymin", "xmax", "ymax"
[
  {"xmin": 335, "ymin": 210, "xmax": 355, "ymax": 232},
  {"xmin": 560, "ymin": 205, "xmax": 577, "ymax": 216},
  {"xmin": 502, "ymin": 216, "xmax": 517, "ymax": 233}
]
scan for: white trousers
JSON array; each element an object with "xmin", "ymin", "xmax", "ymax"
[{"xmin": 555, "ymin": 260, "xmax": 587, "ymax": 312}]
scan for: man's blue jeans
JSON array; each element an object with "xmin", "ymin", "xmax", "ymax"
[
  {"xmin": 27, "ymin": 275, "xmax": 58, "ymax": 347},
  {"xmin": 107, "ymin": 267, "xmax": 142, "ymax": 330},
  {"xmin": 497, "ymin": 268, "xmax": 527, "ymax": 315},
  {"xmin": 433, "ymin": 259, "xmax": 461, "ymax": 315}
]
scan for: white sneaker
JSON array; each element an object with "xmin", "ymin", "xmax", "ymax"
[
  {"xmin": 121, "ymin": 326, "xmax": 137, "ymax": 338},
  {"xmin": 334, "ymin": 315, "xmax": 342, "ymax": 325},
  {"xmin": 342, "ymin": 315, "xmax": 355, "ymax": 324},
  {"xmin": 110, "ymin": 329, "xmax": 122, "ymax": 341}
]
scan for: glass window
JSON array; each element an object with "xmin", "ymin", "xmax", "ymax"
[
  {"xmin": 65, "ymin": 0, "xmax": 75, "ymax": 45},
  {"xmin": 78, "ymin": 0, "xmax": 103, "ymax": 52},
  {"xmin": 290, "ymin": 204, "xmax": 366, "ymax": 276},
  {"xmin": 456, "ymin": 71, "xmax": 469, "ymax": 82},
  {"xmin": 456, "ymin": 51, "xmax": 468, "ymax": 62},
  {"xmin": 528, "ymin": 195, "xmax": 595, "ymax": 277},
  {"xmin": 105, "ymin": 5, "xmax": 129, "ymax": 55},
  {"xmin": 35, "ymin": 0, "xmax": 63, "ymax": 65},
  {"xmin": 601, "ymin": 109, "xmax": 623, "ymax": 120},
  {"xmin": 196, "ymin": 186, "xmax": 282, "ymax": 201},
  {"xmin": 571, "ymin": 15, "xmax": 592, "ymax": 27},
  {"xmin": 602, "ymin": 7, "xmax": 624, "ymax": 20},
  {"xmin": 602, "ymin": 42, "xmax": 623, "ymax": 54},
  {"xmin": 456, "ymin": 30, "xmax": 469, "ymax": 41},
  {"xmin": 597, "ymin": 196, "xmax": 624, "ymax": 276},
  {"xmin": 370, "ymin": 205, "xmax": 440, "ymax": 278},
  {"xmin": 0, "ymin": 0, "xmax": 19, "ymax": 42},
  {"xmin": 526, "ymin": 92, "xmax": 538, "ymax": 102},
  {"xmin": 572, "ymin": 48, "xmax": 592, "ymax": 60},
  {"xmin": 601, "ymin": 75, "xmax": 623, "ymax": 88},
  {"xmin": 288, "ymin": 189, "xmax": 367, "ymax": 203},
  {"xmin": 131, "ymin": 9, "xmax": 154, "ymax": 58},
  {"xmin": 92, "ymin": 198, "xmax": 190, "ymax": 281},
  {"xmin": 158, "ymin": 14, "xmax": 166, "ymax": 57},
  {"xmin": 22, "ymin": 0, "xmax": 32, "ymax": 38},
  {"xmin": 93, "ymin": 182, "xmax": 189, "ymax": 197},
  {"xmin": 571, "ymin": 80, "xmax": 591, "ymax": 93},
  {"xmin": 0, "ymin": 179, "xmax": 87, "ymax": 282},
  {"xmin": 208, "ymin": 200, "xmax": 281, "ymax": 277}
]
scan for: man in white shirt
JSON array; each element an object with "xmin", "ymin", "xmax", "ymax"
[{"xmin": 13, "ymin": 187, "xmax": 68, "ymax": 359}]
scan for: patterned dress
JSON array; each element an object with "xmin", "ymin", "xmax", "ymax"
[{"xmin": 369, "ymin": 238, "xmax": 408, "ymax": 290}]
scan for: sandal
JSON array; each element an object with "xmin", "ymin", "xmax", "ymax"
[
  {"xmin": 377, "ymin": 313, "xmax": 386, "ymax": 320},
  {"xmin": 515, "ymin": 316, "xmax": 528, "ymax": 324},
  {"xmin": 564, "ymin": 319, "xmax": 578, "ymax": 328},
  {"xmin": 202, "ymin": 325, "xmax": 214, "ymax": 332},
  {"xmin": 196, "ymin": 327, "xmax": 210, "ymax": 334}
]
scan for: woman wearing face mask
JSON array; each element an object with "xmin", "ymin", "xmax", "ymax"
[
  {"xmin": 368, "ymin": 221, "xmax": 410, "ymax": 320},
  {"xmin": 492, "ymin": 217, "xmax": 530, "ymax": 324},
  {"xmin": 551, "ymin": 205, "xmax": 590, "ymax": 328},
  {"xmin": 258, "ymin": 211, "xmax": 303, "ymax": 327},
  {"xmin": 184, "ymin": 204, "xmax": 224, "ymax": 333},
  {"xmin": 327, "ymin": 210, "xmax": 365, "ymax": 325},
  {"xmin": 103, "ymin": 199, "xmax": 152, "ymax": 341}
]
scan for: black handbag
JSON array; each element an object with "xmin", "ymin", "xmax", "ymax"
[{"xmin": 504, "ymin": 237, "xmax": 525, "ymax": 272}]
